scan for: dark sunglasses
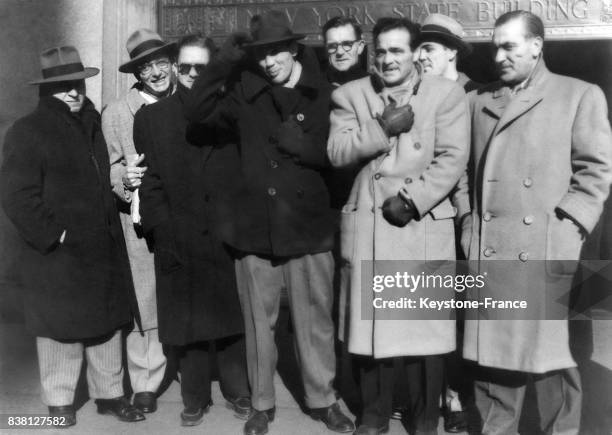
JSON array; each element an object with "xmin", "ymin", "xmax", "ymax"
[{"xmin": 178, "ymin": 63, "xmax": 206, "ymax": 75}]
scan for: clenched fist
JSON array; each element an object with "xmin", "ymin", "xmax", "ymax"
[
  {"xmin": 377, "ymin": 101, "xmax": 415, "ymax": 138},
  {"xmin": 382, "ymin": 195, "xmax": 417, "ymax": 227}
]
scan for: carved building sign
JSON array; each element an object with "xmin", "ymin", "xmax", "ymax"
[{"xmin": 159, "ymin": 0, "xmax": 612, "ymax": 44}]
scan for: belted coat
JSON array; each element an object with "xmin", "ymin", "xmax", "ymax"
[
  {"xmin": 462, "ymin": 60, "xmax": 612, "ymax": 373},
  {"xmin": 1, "ymin": 97, "xmax": 138, "ymax": 340},
  {"xmin": 328, "ymin": 72, "xmax": 470, "ymax": 358}
]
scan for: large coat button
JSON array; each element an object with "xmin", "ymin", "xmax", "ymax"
[
  {"xmin": 483, "ymin": 247, "xmax": 495, "ymax": 257},
  {"xmin": 296, "ymin": 113, "xmax": 305, "ymax": 122},
  {"xmin": 519, "ymin": 251, "xmax": 529, "ymax": 262},
  {"xmin": 268, "ymin": 187, "xmax": 276, "ymax": 196},
  {"xmin": 374, "ymin": 173, "xmax": 382, "ymax": 180},
  {"xmin": 405, "ymin": 177, "xmax": 412, "ymax": 184},
  {"xmin": 483, "ymin": 212, "xmax": 492, "ymax": 222},
  {"xmin": 523, "ymin": 215, "xmax": 534, "ymax": 225},
  {"xmin": 270, "ymin": 159, "xmax": 279, "ymax": 168},
  {"xmin": 414, "ymin": 142, "xmax": 421, "ymax": 150},
  {"xmin": 523, "ymin": 177, "xmax": 533, "ymax": 187}
]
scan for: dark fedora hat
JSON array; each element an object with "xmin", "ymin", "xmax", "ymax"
[
  {"xmin": 119, "ymin": 28, "xmax": 177, "ymax": 73},
  {"xmin": 245, "ymin": 10, "xmax": 304, "ymax": 47},
  {"xmin": 28, "ymin": 46, "xmax": 99, "ymax": 85},
  {"xmin": 420, "ymin": 14, "xmax": 472, "ymax": 54}
]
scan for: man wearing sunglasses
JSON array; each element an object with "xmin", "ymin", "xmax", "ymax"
[
  {"xmin": 101, "ymin": 28, "xmax": 176, "ymax": 415},
  {"xmin": 135, "ymin": 33, "xmax": 251, "ymax": 428}
]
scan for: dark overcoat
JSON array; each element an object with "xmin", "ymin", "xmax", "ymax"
[
  {"xmin": 134, "ymin": 84, "xmax": 244, "ymax": 346},
  {"xmin": 184, "ymin": 51, "xmax": 337, "ymax": 257},
  {"xmin": 0, "ymin": 97, "xmax": 137, "ymax": 340}
]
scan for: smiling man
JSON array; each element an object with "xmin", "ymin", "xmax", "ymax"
[
  {"xmin": 184, "ymin": 10, "xmax": 353, "ymax": 435},
  {"xmin": 102, "ymin": 28, "xmax": 176, "ymax": 415},
  {"xmin": 463, "ymin": 10, "xmax": 612, "ymax": 434},
  {"xmin": 328, "ymin": 17, "xmax": 470, "ymax": 435}
]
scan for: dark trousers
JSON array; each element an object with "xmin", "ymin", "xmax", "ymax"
[
  {"xmin": 358, "ymin": 355, "xmax": 444, "ymax": 434},
  {"xmin": 177, "ymin": 334, "xmax": 250, "ymax": 409},
  {"xmin": 474, "ymin": 366, "xmax": 581, "ymax": 435}
]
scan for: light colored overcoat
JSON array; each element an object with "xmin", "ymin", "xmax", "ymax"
[
  {"xmin": 328, "ymin": 72, "xmax": 470, "ymax": 358},
  {"xmin": 102, "ymin": 87, "xmax": 157, "ymax": 330},
  {"xmin": 462, "ymin": 60, "xmax": 612, "ymax": 373}
]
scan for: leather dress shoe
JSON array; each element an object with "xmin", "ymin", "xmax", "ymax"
[
  {"xmin": 443, "ymin": 409, "xmax": 468, "ymax": 433},
  {"xmin": 310, "ymin": 402, "xmax": 355, "ymax": 433},
  {"xmin": 226, "ymin": 396, "xmax": 252, "ymax": 420},
  {"xmin": 95, "ymin": 397, "xmax": 145, "ymax": 422},
  {"xmin": 133, "ymin": 392, "xmax": 157, "ymax": 413},
  {"xmin": 244, "ymin": 408, "xmax": 275, "ymax": 435},
  {"xmin": 48, "ymin": 405, "xmax": 76, "ymax": 428},
  {"xmin": 180, "ymin": 401, "xmax": 211, "ymax": 427},
  {"xmin": 353, "ymin": 423, "xmax": 390, "ymax": 435}
]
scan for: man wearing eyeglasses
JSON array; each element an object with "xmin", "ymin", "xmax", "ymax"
[
  {"xmin": 134, "ymin": 33, "xmax": 251, "ymax": 428},
  {"xmin": 322, "ymin": 16, "xmax": 368, "ymax": 88},
  {"xmin": 101, "ymin": 28, "xmax": 176, "ymax": 415}
]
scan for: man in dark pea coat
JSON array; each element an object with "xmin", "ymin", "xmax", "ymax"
[
  {"xmin": 0, "ymin": 46, "xmax": 143, "ymax": 426},
  {"xmin": 134, "ymin": 34, "xmax": 250, "ymax": 427},
  {"xmin": 184, "ymin": 11, "xmax": 354, "ymax": 435}
]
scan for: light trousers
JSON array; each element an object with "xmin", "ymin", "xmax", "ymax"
[
  {"xmin": 36, "ymin": 330, "xmax": 123, "ymax": 406},
  {"xmin": 235, "ymin": 252, "xmax": 337, "ymax": 410}
]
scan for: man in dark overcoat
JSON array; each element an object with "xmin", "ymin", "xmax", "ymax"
[
  {"xmin": 0, "ymin": 46, "xmax": 143, "ymax": 426},
  {"xmin": 184, "ymin": 11, "xmax": 354, "ymax": 435},
  {"xmin": 134, "ymin": 34, "xmax": 250, "ymax": 427}
]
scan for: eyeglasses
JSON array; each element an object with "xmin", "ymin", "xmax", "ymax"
[
  {"xmin": 326, "ymin": 40, "xmax": 360, "ymax": 54},
  {"xmin": 137, "ymin": 59, "xmax": 170, "ymax": 76},
  {"xmin": 178, "ymin": 63, "xmax": 206, "ymax": 75}
]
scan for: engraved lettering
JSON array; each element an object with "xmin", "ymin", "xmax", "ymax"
[
  {"xmin": 325, "ymin": 6, "xmax": 345, "ymax": 21},
  {"xmin": 572, "ymin": 0, "xmax": 588, "ymax": 19},
  {"xmin": 363, "ymin": 5, "xmax": 376, "ymax": 25},
  {"xmin": 530, "ymin": 0, "xmax": 545, "ymax": 16},
  {"xmin": 477, "ymin": 2, "xmax": 491, "ymax": 21},
  {"xmin": 448, "ymin": 2, "xmax": 460, "ymax": 19},
  {"xmin": 311, "ymin": 7, "xmax": 323, "ymax": 27},
  {"xmin": 392, "ymin": 6, "xmax": 406, "ymax": 17},
  {"xmin": 556, "ymin": 0, "xmax": 570, "ymax": 19},
  {"xmin": 285, "ymin": 7, "xmax": 299, "ymax": 27}
]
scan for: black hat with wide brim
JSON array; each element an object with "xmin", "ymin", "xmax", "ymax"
[
  {"xmin": 244, "ymin": 10, "xmax": 305, "ymax": 47},
  {"xmin": 28, "ymin": 46, "xmax": 99, "ymax": 85}
]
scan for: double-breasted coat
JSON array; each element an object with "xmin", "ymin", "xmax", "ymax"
[
  {"xmin": 134, "ymin": 84, "xmax": 244, "ymax": 346},
  {"xmin": 102, "ymin": 86, "xmax": 157, "ymax": 330},
  {"xmin": 0, "ymin": 97, "xmax": 138, "ymax": 340},
  {"xmin": 184, "ymin": 50, "xmax": 337, "ymax": 257},
  {"xmin": 328, "ymin": 71, "xmax": 471, "ymax": 358},
  {"xmin": 462, "ymin": 60, "xmax": 612, "ymax": 373}
]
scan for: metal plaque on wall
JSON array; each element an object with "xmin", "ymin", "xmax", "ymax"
[{"xmin": 159, "ymin": 0, "xmax": 612, "ymax": 44}]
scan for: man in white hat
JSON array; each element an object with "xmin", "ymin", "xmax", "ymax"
[
  {"xmin": 416, "ymin": 14, "xmax": 481, "ymax": 434},
  {"xmin": 418, "ymin": 14, "xmax": 480, "ymax": 92},
  {"xmin": 1, "ymin": 45, "xmax": 144, "ymax": 426},
  {"xmin": 102, "ymin": 28, "xmax": 176, "ymax": 414}
]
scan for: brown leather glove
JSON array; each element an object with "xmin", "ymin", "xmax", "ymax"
[
  {"xmin": 218, "ymin": 32, "xmax": 252, "ymax": 65},
  {"xmin": 276, "ymin": 118, "xmax": 304, "ymax": 157},
  {"xmin": 382, "ymin": 195, "xmax": 417, "ymax": 227},
  {"xmin": 376, "ymin": 101, "xmax": 415, "ymax": 137}
]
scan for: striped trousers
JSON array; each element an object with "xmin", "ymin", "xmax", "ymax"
[{"xmin": 36, "ymin": 330, "xmax": 124, "ymax": 406}]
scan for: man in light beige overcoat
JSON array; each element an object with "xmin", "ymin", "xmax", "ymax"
[
  {"xmin": 102, "ymin": 28, "xmax": 176, "ymax": 414},
  {"xmin": 463, "ymin": 10, "xmax": 612, "ymax": 434},
  {"xmin": 328, "ymin": 17, "xmax": 470, "ymax": 435}
]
